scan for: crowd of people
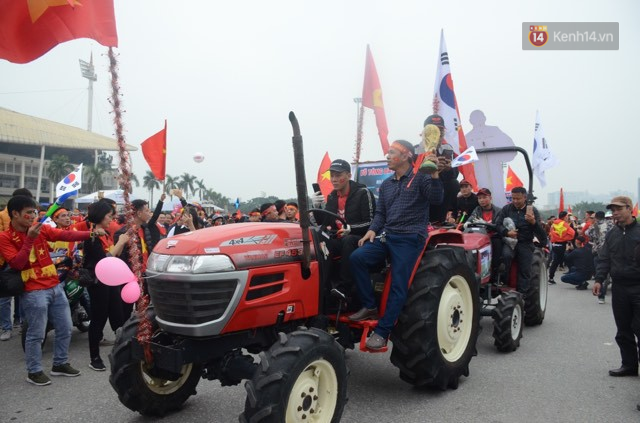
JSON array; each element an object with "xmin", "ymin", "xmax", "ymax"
[{"xmin": 0, "ymin": 113, "xmax": 639, "ymax": 413}]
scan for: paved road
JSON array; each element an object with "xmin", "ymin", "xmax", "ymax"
[{"xmin": 1, "ymin": 275, "xmax": 638, "ymax": 422}]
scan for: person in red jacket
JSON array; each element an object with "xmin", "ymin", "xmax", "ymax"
[
  {"xmin": 548, "ymin": 211, "xmax": 576, "ymax": 284},
  {"xmin": 0, "ymin": 195, "xmax": 104, "ymax": 386}
]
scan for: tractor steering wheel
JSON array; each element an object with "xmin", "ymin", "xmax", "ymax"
[
  {"xmin": 308, "ymin": 208, "xmax": 349, "ymax": 238},
  {"xmin": 464, "ymin": 221, "xmax": 499, "ymax": 233}
]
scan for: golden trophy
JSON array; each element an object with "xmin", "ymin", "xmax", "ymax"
[{"xmin": 419, "ymin": 124, "xmax": 440, "ymax": 174}]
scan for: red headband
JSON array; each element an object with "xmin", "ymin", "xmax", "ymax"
[
  {"xmin": 261, "ymin": 205, "xmax": 276, "ymax": 216},
  {"xmin": 391, "ymin": 141, "xmax": 413, "ymax": 158}
]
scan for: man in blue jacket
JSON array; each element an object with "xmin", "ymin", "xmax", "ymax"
[{"xmin": 561, "ymin": 235, "xmax": 594, "ymax": 290}]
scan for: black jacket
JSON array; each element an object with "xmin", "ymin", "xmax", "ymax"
[
  {"xmin": 115, "ymin": 199, "xmax": 165, "ymax": 269},
  {"xmin": 496, "ymin": 203, "xmax": 547, "ymax": 245},
  {"xmin": 469, "ymin": 204, "xmax": 501, "ymax": 224},
  {"xmin": 595, "ymin": 219, "xmax": 640, "ymax": 285},
  {"xmin": 565, "ymin": 244, "xmax": 595, "ymax": 276},
  {"xmin": 455, "ymin": 193, "xmax": 479, "ymax": 220},
  {"xmin": 324, "ymin": 180, "xmax": 375, "ymax": 237}
]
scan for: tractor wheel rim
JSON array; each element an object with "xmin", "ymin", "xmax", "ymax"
[
  {"xmin": 286, "ymin": 359, "xmax": 338, "ymax": 423},
  {"xmin": 437, "ymin": 275, "xmax": 474, "ymax": 363},
  {"xmin": 140, "ymin": 362, "xmax": 193, "ymax": 395},
  {"xmin": 511, "ymin": 304, "xmax": 522, "ymax": 340},
  {"xmin": 539, "ymin": 262, "xmax": 548, "ymax": 311}
]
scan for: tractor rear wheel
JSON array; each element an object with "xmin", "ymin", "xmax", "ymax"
[
  {"xmin": 525, "ymin": 249, "xmax": 547, "ymax": 326},
  {"xmin": 492, "ymin": 292, "xmax": 524, "ymax": 352},
  {"xmin": 109, "ymin": 307, "xmax": 202, "ymax": 416},
  {"xmin": 390, "ymin": 248, "xmax": 479, "ymax": 390},
  {"xmin": 240, "ymin": 327, "xmax": 348, "ymax": 423}
]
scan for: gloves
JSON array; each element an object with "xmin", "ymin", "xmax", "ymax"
[{"xmin": 311, "ymin": 191, "xmax": 324, "ymax": 208}]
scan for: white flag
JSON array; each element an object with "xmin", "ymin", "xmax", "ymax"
[
  {"xmin": 55, "ymin": 164, "xmax": 83, "ymax": 200},
  {"xmin": 433, "ymin": 30, "xmax": 466, "ymax": 155},
  {"xmin": 532, "ymin": 111, "xmax": 558, "ymax": 188},
  {"xmin": 451, "ymin": 146, "xmax": 479, "ymax": 168}
]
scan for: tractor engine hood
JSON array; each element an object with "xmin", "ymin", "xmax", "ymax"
[{"xmin": 151, "ymin": 222, "xmax": 316, "ymax": 270}]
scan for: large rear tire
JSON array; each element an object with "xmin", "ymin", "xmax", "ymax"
[
  {"xmin": 525, "ymin": 249, "xmax": 547, "ymax": 326},
  {"xmin": 390, "ymin": 248, "xmax": 480, "ymax": 390},
  {"xmin": 109, "ymin": 307, "xmax": 202, "ymax": 416},
  {"xmin": 240, "ymin": 327, "xmax": 348, "ymax": 423},
  {"xmin": 492, "ymin": 292, "xmax": 524, "ymax": 352}
]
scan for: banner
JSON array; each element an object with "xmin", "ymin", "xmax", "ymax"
[
  {"xmin": 141, "ymin": 121, "xmax": 167, "ymax": 180},
  {"xmin": 532, "ymin": 110, "xmax": 558, "ymax": 188},
  {"xmin": 362, "ymin": 45, "xmax": 390, "ymax": 155}
]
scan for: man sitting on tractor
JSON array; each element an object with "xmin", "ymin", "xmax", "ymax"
[
  {"xmin": 348, "ymin": 140, "xmax": 443, "ymax": 350},
  {"xmin": 469, "ymin": 188, "xmax": 503, "ymax": 281},
  {"xmin": 311, "ymin": 159, "xmax": 376, "ymax": 303},
  {"xmin": 495, "ymin": 186, "xmax": 547, "ymax": 295}
]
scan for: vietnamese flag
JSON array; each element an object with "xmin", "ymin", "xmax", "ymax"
[
  {"xmin": 505, "ymin": 165, "xmax": 524, "ymax": 192},
  {"xmin": 0, "ymin": 0, "xmax": 118, "ymax": 64},
  {"xmin": 558, "ymin": 187, "xmax": 565, "ymax": 215},
  {"xmin": 141, "ymin": 121, "xmax": 167, "ymax": 181},
  {"xmin": 568, "ymin": 205, "xmax": 573, "ymax": 215},
  {"xmin": 316, "ymin": 152, "xmax": 333, "ymax": 200},
  {"xmin": 362, "ymin": 45, "xmax": 390, "ymax": 155}
]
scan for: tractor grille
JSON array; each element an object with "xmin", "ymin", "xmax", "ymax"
[{"xmin": 148, "ymin": 277, "xmax": 238, "ymax": 325}]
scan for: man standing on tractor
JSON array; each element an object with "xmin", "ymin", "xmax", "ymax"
[
  {"xmin": 496, "ymin": 186, "xmax": 547, "ymax": 296},
  {"xmin": 348, "ymin": 140, "xmax": 443, "ymax": 350},
  {"xmin": 592, "ymin": 196, "xmax": 640, "ymax": 379},
  {"xmin": 311, "ymin": 159, "xmax": 376, "ymax": 301},
  {"xmin": 548, "ymin": 211, "xmax": 576, "ymax": 284}
]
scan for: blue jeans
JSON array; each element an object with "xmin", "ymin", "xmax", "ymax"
[
  {"xmin": 560, "ymin": 268, "xmax": 589, "ymax": 286},
  {"xmin": 21, "ymin": 284, "xmax": 72, "ymax": 373},
  {"xmin": 350, "ymin": 232, "xmax": 425, "ymax": 339},
  {"xmin": 0, "ymin": 297, "xmax": 11, "ymax": 331}
]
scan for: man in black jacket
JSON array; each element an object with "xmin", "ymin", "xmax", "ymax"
[
  {"xmin": 561, "ymin": 235, "xmax": 594, "ymax": 290},
  {"xmin": 495, "ymin": 186, "xmax": 547, "ymax": 294},
  {"xmin": 313, "ymin": 159, "xmax": 375, "ymax": 296},
  {"xmin": 593, "ymin": 196, "xmax": 640, "ymax": 378},
  {"xmin": 469, "ymin": 188, "xmax": 502, "ymax": 280}
]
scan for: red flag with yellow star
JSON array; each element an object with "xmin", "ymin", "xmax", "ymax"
[
  {"xmin": 141, "ymin": 121, "xmax": 167, "ymax": 181},
  {"xmin": 558, "ymin": 187, "xmax": 565, "ymax": 214},
  {"xmin": 316, "ymin": 152, "xmax": 333, "ymax": 200},
  {"xmin": 0, "ymin": 0, "xmax": 118, "ymax": 64},
  {"xmin": 505, "ymin": 165, "xmax": 524, "ymax": 192},
  {"xmin": 362, "ymin": 45, "xmax": 390, "ymax": 155}
]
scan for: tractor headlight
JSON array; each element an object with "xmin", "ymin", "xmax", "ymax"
[{"xmin": 147, "ymin": 253, "xmax": 235, "ymax": 273}]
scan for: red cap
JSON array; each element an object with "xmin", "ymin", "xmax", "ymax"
[
  {"xmin": 459, "ymin": 179, "xmax": 472, "ymax": 186},
  {"xmin": 477, "ymin": 188, "xmax": 492, "ymax": 196}
]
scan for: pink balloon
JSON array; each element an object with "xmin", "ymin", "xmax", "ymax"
[
  {"xmin": 95, "ymin": 257, "xmax": 135, "ymax": 287},
  {"xmin": 121, "ymin": 281, "xmax": 140, "ymax": 304}
]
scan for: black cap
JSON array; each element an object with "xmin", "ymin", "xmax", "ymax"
[
  {"xmin": 329, "ymin": 159, "xmax": 351, "ymax": 173},
  {"xmin": 423, "ymin": 114, "xmax": 446, "ymax": 128}
]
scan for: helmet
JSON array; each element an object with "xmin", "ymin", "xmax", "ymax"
[{"xmin": 64, "ymin": 279, "xmax": 83, "ymax": 303}]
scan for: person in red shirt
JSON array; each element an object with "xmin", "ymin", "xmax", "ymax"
[
  {"xmin": 0, "ymin": 195, "xmax": 104, "ymax": 386},
  {"xmin": 548, "ymin": 211, "xmax": 576, "ymax": 284},
  {"xmin": 469, "ymin": 188, "xmax": 503, "ymax": 282}
]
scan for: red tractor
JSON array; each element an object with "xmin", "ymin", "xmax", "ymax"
[{"xmin": 108, "ymin": 114, "xmax": 546, "ymax": 421}]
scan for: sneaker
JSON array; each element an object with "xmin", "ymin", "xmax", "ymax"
[
  {"xmin": 89, "ymin": 358, "xmax": 106, "ymax": 372},
  {"xmin": 548, "ymin": 279, "xmax": 556, "ymax": 285},
  {"xmin": 0, "ymin": 329, "xmax": 11, "ymax": 341},
  {"xmin": 598, "ymin": 298, "xmax": 606, "ymax": 304},
  {"xmin": 348, "ymin": 307, "xmax": 378, "ymax": 321},
  {"xmin": 99, "ymin": 338, "xmax": 115, "ymax": 346},
  {"xmin": 576, "ymin": 282, "xmax": 589, "ymax": 291},
  {"xmin": 51, "ymin": 363, "xmax": 81, "ymax": 377},
  {"xmin": 27, "ymin": 371, "xmax": 52, "ymax": 386},
  {"xmin": 365, "ymin": 333, "xmax": 387, "ymax": 350}
]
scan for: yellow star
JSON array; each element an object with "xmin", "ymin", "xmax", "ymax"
[
  {"xmin": 552, "ymin": 222, "xmax": 567, "ymax": 237},
  {"xmin": 373, "ymin": 89, "xmax": 384, "ymax": 108},
  {"xmin": 28, "ymin": 0, "xmax": 82, "ymax": 23},
  {"xmin": 38, "ymin": 247, "xmax": 46, "ymax": 256},
  {"xmin": 321, "ymin": 169, "xmax": 330, "ymax": 181},
  {"xmin": 506, "ymin": 176, "xmax": 512, "ymax": 185}
]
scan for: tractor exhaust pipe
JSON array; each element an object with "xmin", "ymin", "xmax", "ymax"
[{"xmin": 289, "ymin": 112, "xmax": 312, "ymax": 279}]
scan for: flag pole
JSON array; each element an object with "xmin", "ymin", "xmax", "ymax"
[{"xmin": 353, "ymin": 99, "xmax": 364, "ymax": 163}]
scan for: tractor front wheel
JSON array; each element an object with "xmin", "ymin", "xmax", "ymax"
[
  {"xmin": 492, "ymin": 292, "xmax": 524, "ymax": 352},
  {"xmin": 241, "ymin": 327, "xmax": 348, "ymax": 423}
]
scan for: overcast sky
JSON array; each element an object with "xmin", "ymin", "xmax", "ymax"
[{"xmin": 1, "ymin": 0, "xmax": 638, "ymax": 207}]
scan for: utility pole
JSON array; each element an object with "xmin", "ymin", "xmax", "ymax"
[
  {"xmin": 79, "ymin": 53, "xmax": 97, "ymax": 132},
  {"xmin": 353, "ymin": 97, "xmax": 363, "ymax": 163}
]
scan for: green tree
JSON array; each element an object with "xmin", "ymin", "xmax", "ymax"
[
  {"xmin": 85, "ymin": 165, "xmax": 105, "ymax": 192},
  {"xmin": 179, "ymin": 173, "xmax": 197, "ymax": 198},
  {"xmin": 46, "ymin": 154, "xmax": 74, "ymax": 202},
  {"xmin": 129, "ymin": 172, "xmax": 140, "ymax": 188},
  {"xmin": 165, "ymin": 174, "xmax": 179, "ymax": 198},
  {"xmin": 195, "ymin": 179, "xmax": 206, "ymax": 201},
  {"xmin": 143, "ymin": 170, "xmax": 161, "ymax": 204}
]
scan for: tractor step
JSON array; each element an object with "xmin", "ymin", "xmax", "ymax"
[{"xmin": 328, "ymin": 314, "xmax": 388, "ymax": 353}]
